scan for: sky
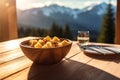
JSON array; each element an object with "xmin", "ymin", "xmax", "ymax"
[{"xmin": 16, "ymin": 0, "xmax": 117, "ymax": 10}]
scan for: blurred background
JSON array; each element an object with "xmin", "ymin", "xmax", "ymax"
[
  {"xmin": 16, "ymin": 0, "xmax": 117, "ymax": 42},
  {"xmin": 0, "ymin": 0, "xmax": 117, "ymax": 43}
]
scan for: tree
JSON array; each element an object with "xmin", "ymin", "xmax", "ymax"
[
  {"xmin": 39, "ymin": 28, "xmax": 49, "ymax": 37},
  {"xmin": 29, "ymin": 27, "xmax": 38, "ymax": 36},
  {"xmin": 18, "ymin": 27, "xmax": 25, "ymax": 38},
  {"xmin": 98, "ymin": 0, "xmax": 115, "ymax": 43},
  {"xmin": 37, "ymin": 28, "xmax": 47, "ymax": 37},
  {"xmin": 24, "ymin": 27, "xmax": 32, "ymax": 36},
  {"xmin": 63, "ymin": 24, "xmax": 73, "ymax": 40},
  {"xmin": 58, "ymin": 26, "xmax": 63, "ymax": 37},
  {"xmin": 50, "ymin": 22, "xmax": 60, "ymax": 37}
]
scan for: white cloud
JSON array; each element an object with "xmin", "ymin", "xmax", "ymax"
[
  {"xmin": 44, "ymin": 1, "xmax": 64, "ymax": 6},
  {"xmin": 83, "ymin": 1, "xmax": 101, "ymax": 7},
  {"xmin": 111, "ymin": 1, "xmax": 117, "ymax": 6},
  {"xmin": 17, "ymin": 0, "xmax": 117, "ymax": 10},
  {"xmin": 31, "ymin": 3, "xmax": 44, "ymax": 8},
  {"xmin": 24, "ymin": 1, "xmax": 64, "ymax": 10}
]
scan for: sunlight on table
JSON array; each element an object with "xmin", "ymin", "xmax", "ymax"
[{"xmin": 5, "ymin": 40, "xmax": 19, "ymax": 49}]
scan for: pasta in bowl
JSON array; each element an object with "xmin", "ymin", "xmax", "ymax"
[{"xmin": 20, "ymin": 36, "xmax": 72, "ymax": 65}]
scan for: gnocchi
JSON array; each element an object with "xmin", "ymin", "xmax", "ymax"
[{"xmin": 29, "ymin": 36, "xmax": 71, "ymax": 48}]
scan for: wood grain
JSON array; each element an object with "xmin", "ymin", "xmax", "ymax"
[
  {"xmin": 4, "ymin": 67, "xmax": 30, "ymax": 80},
  {"xmin": 0, "ymin": 57, "xmax": 32, "ymax": 79},
  {"xmin": 0, "ymin": 37, "xmax": 35, "ymax": 53},
  {"xmin": 2, "ymin": 41, "xmax": 80, "ymax": 80},
  {"xmin": 0, "ymin": 37, "xmax": 34, "ymax": 47},
  {"xmin": 27, "ymin": 53, "xmax": 92, "ymax": 80},
  {"xmin": 86, "ymin": 56, "xmax": 120, "ymax": 79},
  {"xmin": 0, "ymin": 49, "xmax": 24, "ymax": 64},
  {"xmin": 1, "ymin": 37, "xmax": 120, "ymax": 80}
]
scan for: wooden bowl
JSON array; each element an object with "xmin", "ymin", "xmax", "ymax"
[{"xmin": 20, "ymin": 38, "xmax": 72, "ymax": 65}]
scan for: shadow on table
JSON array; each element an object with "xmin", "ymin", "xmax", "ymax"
[
  {"xmin": 28, "ymin": 59, "xmax": 120, "ymax": 80},
  {"xmin": 84, "ymin": 53, "xmax": 120, "ymax": 63}
]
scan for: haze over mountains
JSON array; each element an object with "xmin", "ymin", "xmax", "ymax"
[{"xmin": 17, "ymin": 2, "xmax": 116, "ymax": 40}]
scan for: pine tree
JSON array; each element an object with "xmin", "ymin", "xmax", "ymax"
[
  {"xmin": 37, "ymin": 28, "xmax": 47, "ymax": 37},
  {"xmin": 98, "ymin": 0, "xmax": 115, "ymax": 43},
  {"xmin": 63, "ymin": 24, "xmax": 73, "ymax": 40},
  {"xmin": 58, "ymin": 26, "xmax": 63, "ymax": 37},
  {"xmin": 24, "ymin": 27, "xmax": 32, "ymax": 36},
  {"xmin": 50, "ymin": 22, "xmax": 60, "ymax": 37},
  {"xmin": 18, "ymin": 27, "xmax": 25, "ymax": 38},
  {"xmin": 29, "ymin": 28, "xmax": 38, "ymax": 36}
]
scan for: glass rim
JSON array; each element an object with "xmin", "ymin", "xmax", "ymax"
[{"xmin": 78, "ymin": 31, "xmax": 89, "ymax": 33}]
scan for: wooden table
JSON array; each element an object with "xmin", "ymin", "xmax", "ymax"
[{"xmin": 0, "ymin": 37, "xmax": 120, "ymax": 80}]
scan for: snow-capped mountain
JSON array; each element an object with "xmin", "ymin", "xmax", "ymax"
[
  {"xmin": 17, "ymin": 2, "xmax": 116, "ymax": 39},
  {"xmin": 41, "ymin": 4, "xmax": 82, "ymax": 19}
]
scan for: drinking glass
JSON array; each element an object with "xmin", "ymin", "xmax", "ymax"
[{"xmin": 77, "ymin": 31, "xmax": 89, "ymax": 46}]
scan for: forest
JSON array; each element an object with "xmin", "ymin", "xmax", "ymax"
[{"xmin": 18, "ymin": 22, "xmax": 73, "ymax": 40}]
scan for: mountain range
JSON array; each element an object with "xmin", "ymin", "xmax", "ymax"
[{"xmin": 17, "ymin": 2, "xmax": 116, "ymax": 40}]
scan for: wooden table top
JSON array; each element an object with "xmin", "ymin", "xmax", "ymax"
[{"xmin": 0, "ymin": 37, "xmax": 120, "ymax": 80}]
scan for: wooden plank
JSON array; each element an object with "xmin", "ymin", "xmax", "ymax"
[
  {"xmin": 0, "ymin": 37, "xmax": 39, "ymax": 47},
  {"xmin": 0, "ymin": 41, "xmax": 78, "ymax": 64},
  {"xmin": 27, "ymin": 52, "xmax": 92, "ymax": 80},
  {"xmin": 65, "ymin": 42, "xmax": 81, "ymax": 58},
  {"xmin": 55, "ymin": 53, "xmax": 120, "ymax": 80},
  {"xmin": 0, "ymin": 49, "xmax": 24, "ymax": 64},
  {"xmin": 85, "ymin": 55, "xmax": 120, "ymax": 79},
  {"xmin": 0, "ymin": 45, "xmax": 20, "ymax": 54},
  {"xmin": 1, "ymin": 40, "xmax": 120, "ymax": 80},
  {"xmin": 70, "ymin": 51, "xmax": 92, "ymax": 63},
  {"xmin": 0, "ymin": 37, "xmax": 37, "ymax": 53},
  {"xmin": 0, "ymin": 57, "xmax": 32, "ymax": 79},
  {"xmin": 64, "ymin": 50, "xmax": 120, "ymax": 80},
  {"xmin": 23, "ymin": 53, "xmax": 120, "ymax": 80},
  {"xmin": 66, "ymin": 61, "xmax": 120, "ymax": 80},
  {"xmin": 2, "ymin": 42, "xmax": 82, "ymax": 80},
  {"xmin": 4, "ymin": 67, "xmax": 30, "ymax": 80}
]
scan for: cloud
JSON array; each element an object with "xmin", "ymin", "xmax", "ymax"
[
  {"xmin": 31, "ymin": 3, "xmax": 44, "ymax": 8},
  {"xmin": 111, "ymin": 1, "xmax": 117, "ymax": 6},
  {"xmin": 83, "ymin": 1, "xmax": 101, "ymax": 7},
  {"xmin": 17, "ymin": 0, "xmax": 117, "ymax": 10},
  {"xmin": 24, "ymin": 1, "xmax": 64, "ymax": 9},
  {"xmin": 43, "ymin": 1, "xmax": 101, "ymax": 9}
]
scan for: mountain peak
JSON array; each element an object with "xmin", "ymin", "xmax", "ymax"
[
  {"xmin": 41, "ymin": 4, "xmax": 82, "ymax": 19},
  {"xmin": 49, "ymin": 4, "xmax": 60, "ymax": 7},
  {"xmin": 17, "ymin": 2, "xmax": 116, "ymax": 38}
]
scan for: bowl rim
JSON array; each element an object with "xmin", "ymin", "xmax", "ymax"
[{"xmin": 20, "ymin": 37, "xmax": 72, "ymax": 49}]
